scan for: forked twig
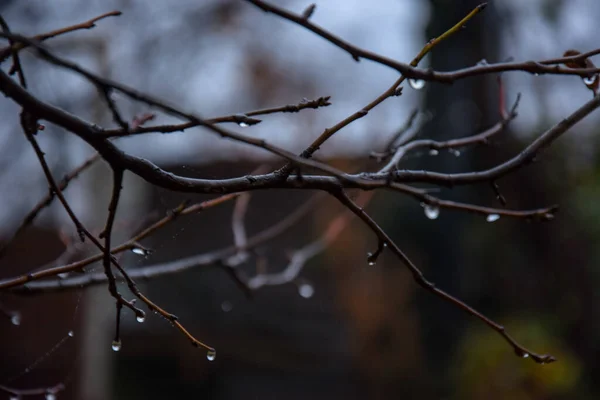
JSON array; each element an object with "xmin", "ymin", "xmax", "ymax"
[{"xmin": 332, "ymin": 189, "xmax": 555, "ymax": 364}]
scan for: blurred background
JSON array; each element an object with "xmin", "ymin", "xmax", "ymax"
[{"xmin": 1, "ymin": 0, "xmax": 600, "ymax": 399}]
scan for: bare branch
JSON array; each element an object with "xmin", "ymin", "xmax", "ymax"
[
  {"xmin": 0, "ymin": 383, "xmax": 65, "ymax": 400},
  {"xmin": 0, "ymin": 10, "xmax": 121, "ymax": 64},
  {"xmin": 245, "ymin": 1, "xmax": 600, "ymax": 82},
  {"xmin": 378, "ymin": 94, "xmax": 520, "ymax": 173},
  {"xmin": 331, "ymin": 189, "xmax": 555, "ymax": 364},
  {"xmin": 247, "ymin": 192, "xmax": 373, "ymax": 290},
  {"xmin": 0, "ymin": 194, "xmax": 239, "ymax": 290},
  {"xmin": 20, "ymin": 112, "xmax": 143, "ymax": 316},
  {"xmin": 0, "ymin": 153, "xmax": 100, "ymax": 260},
  {"xmin": 102, "ymin": 96, "xmax": 330, "ymax": 137},
  {"xmin": 0, "ymin": 2, "xmax": 593, "ymax": 369},
  {"xmin": 390, "ymin": 92, "xmax": 600, "ymax": 185},
  {"xmin": 13, "ymin": 194, "xmax": 324, "ymax": 292}
]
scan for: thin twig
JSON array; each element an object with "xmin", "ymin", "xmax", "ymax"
[
  {"xmin": 0, "ymin": 194, "xmax": 239, "ymax": 290},
  {"xmin": 0, "ymin": 15, "xmax": 27, "ymax": 87},
  {"xmin": 1, "ymin": 37, "xmax": 598, "ymax": 201},
  {"xmin": 247, "ymin": 191, "xmax": 373, "ymax": 289},
  {"xmin": 13, "ymin": 194, "xmax": 324, "ymax": 292},
  {"xmin": 378, "ymin": 94, "xmax": 521, "ymax": 173},
  {"xmin": 228, "ymin": 192, "xmax": 252, "ymax": 267},
  {"xmin": 20, "ymin": 113, "xmax": 143, "ymax": 316},
  {"xmin": 0, "ymin": 153, "xmax": 100, "ymax": 260},
  {"xmin": 246, "ymin": 1, "xmax": 600, "ymax": 82},
  {"xmin": 390, "ymin": 92, "xmax": 600, "ymax": 185},
  {"xmin": 332, "ymin": 189, "xmax": 555, "ymax": 364},
  {"xmin": 102, "ymin": 168, "xmax": 215, "ymax": 351},
  {"xmin": 273, "ymin": 0, "xmax": 488, "ymax": 180},
  {"xmin": 0, "ymin": 383, "xmax": 65, "ymax": 399},
  {"xmin": 0, "ymin": 11, "xmax": 121, "ymax": 64}
]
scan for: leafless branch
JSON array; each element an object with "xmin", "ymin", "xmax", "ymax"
[
  {"xmin": 12, "ymin": 194, "xmax": 324, "ymax": 292},
  {"xmin": 247, "ymin": 191, "xmax": 373, "ymax": 290},
  {"xmin": 378, "ymin": 93, "xmax": 520, "ymax": 173},
  {"xmin": 331, "ymin": 189, "xmax": 556, "ymax": 364},
  {"xmin": 0, "ymin": 383, "xmax": 65, "ymax": 400},
  {"xmin": 245, "ymin": 0, "xmax": 600, "ymax": 82},
  {"xmin": 2, "ymin": 1, "xmax": 596, "ymax": 368},
  {"xmin": 0, "ymin": 153, "xmax": 100, "ymax": 260},
  {"xmin": 0, "ymin": 10, "xmax": 121, "ymax": 64}
]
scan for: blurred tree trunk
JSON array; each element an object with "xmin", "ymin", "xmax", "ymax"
[{"xmin": 417, "ymin": 0, "xmax": 499, "ymax": 391}]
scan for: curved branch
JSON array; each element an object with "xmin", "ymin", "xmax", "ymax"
[
  {"xmin": 331, "ymin": 190, "xmax": 555, "ymax": 364},
  {"xmin": 245, "ymin": 0, "xmax": 600, "ymax": 82}
]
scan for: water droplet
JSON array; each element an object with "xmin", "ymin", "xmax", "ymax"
[
  {"xmin": 298, "ymin": 283, "xmax": 314, "ymax": 299},
  {"xmin": 514, "ymin": 348, "xmax": 529, "ymax": 358},
  {"xmin": 238, "ymin": 121, "xmax": 249, "ymax": 128},
  {"xmin": 111, "ymin": 339, "xmax": 122, "ymax": 352},
  {"xmin": 45, "ymin": 392, "xmax": 56, "ymax": 400},
  {"xmin": 408, "ymin": 78, "xmax": 426, "ymax": 90},
  {"xmin": 9, "ymin": 395, "xmax": 19, "ymax": 400},
  {"xmin": 206, "ymin": 349, "xmax": 216, "ymax": 361},
  {"xmin": 221, "ymin": 301, "xmax": 233, "ymax": 312},
  {"xmin": 131, "ymin": 247, "xmax": 147, "ymax": 256},
  {"xmin": 11, "ymin": 313, "xmax": 21, "ymax": 326},
  {"xmin": 429, "ymin": 149, "xmax": 439, "ymax": 156},
  {"xmin": 68, "ymin": 330, "xmax": 74, "ymax": 337},
  {"xmin": 422, "ymin": 204, "xmax": 440, "ymax": 220},
  {"xmin": 366, "ymin": 252, "xmax": 376, "ymax": 266},
  {"xmin": 583, "ymin": 75, "xmax": 597, "ymax": 85},
  {"xmin": 450, "ymin": 149, "xmax": 461, "ymax": 157},
  {"xmin": 136, "ymin": 314, "xmax": 145, "ymax": 323},
  {"xmin": 486, "ymin": 214, "xmax": 500, "ymax": 222},
  {"xmin": 57, "ymin": 272, "xmax": 69, "ymax": 279}
]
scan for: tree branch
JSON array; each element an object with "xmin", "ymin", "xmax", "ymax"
[{"xmin": 331, "ymin": 189, "xmax": 555, "ymax": 364}]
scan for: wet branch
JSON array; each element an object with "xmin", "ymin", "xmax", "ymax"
[{"xmin": 331, "ymin": 189, "xmax": 556, "ymax": 364}]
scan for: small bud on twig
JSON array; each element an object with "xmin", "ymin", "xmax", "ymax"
[{"xmin": 302, "ymin": 4, "xmax": 316, "ymax": 20}]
